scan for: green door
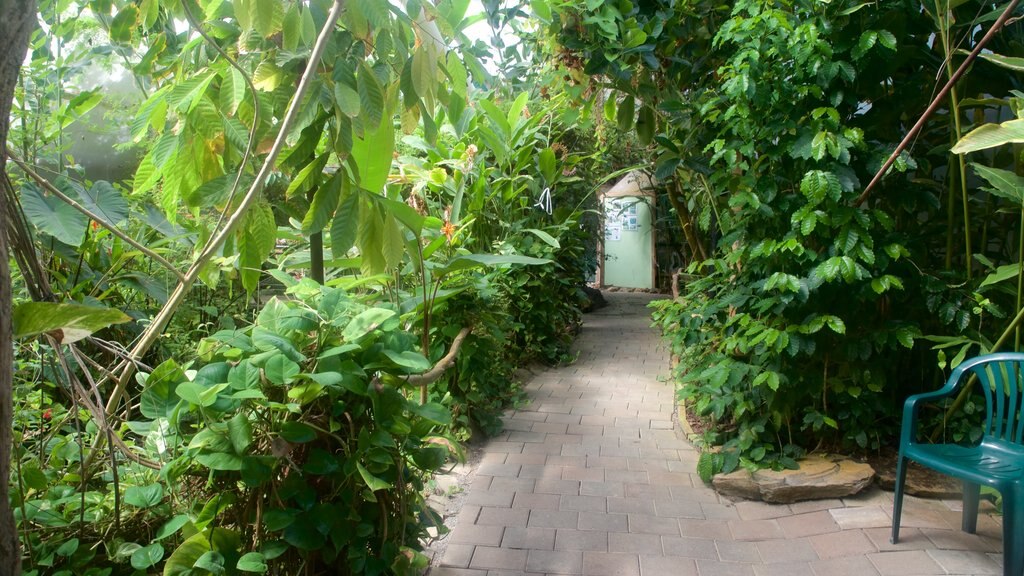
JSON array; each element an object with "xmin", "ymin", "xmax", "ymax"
[{"xmin": 603, "ymin": 196, "xmax": 653, "ymax": 289}]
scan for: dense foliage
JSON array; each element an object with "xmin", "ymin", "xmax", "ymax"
[
  {"xmin": 3, "ymin": 0, "xmax": 604, "ymax": 573},
  {"xmin": 545, "ymin": 0, "xmax": 1024, "ymax": 474}
]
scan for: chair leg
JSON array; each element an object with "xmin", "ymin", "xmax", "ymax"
[
  {"xmin": 891, "ymin": 455, "xmax": 909, "ymax": 544},
  {"xmin": 963, "ymin": 480, "xmax": 980, "ymax": 534},
  {"xmin": 1001, "ymin": 490, "xmax": 1021, "ymax": 576}
]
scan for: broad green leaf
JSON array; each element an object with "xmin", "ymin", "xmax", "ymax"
[
  {"xmin": 381, "ymin": 212, "xmax": 404, "ymax": 269},
  {"xmin": 409, "ymin": 402, "xmax": 452, "ymax": 425},
  {"xmin": 195, "ymin": 451, "xmax": 243, "ymax": 471},
  {"xmin": 443, "ymin": 253, "xmax": 550, "ymax": 273},
  {"xmin": 20, "ymin": 182, "xmax": 88, "ymax": 246},
  {"xmin": 164, "ymin": 529, "xmax": 240, "ymax": 576},
  {"xmin": 228, "ymin": 413, "xmax": 253, "ymax": 454},
  {"xmin": 238, "ymin": 202, "xmax": 277, "ymax": 295},
  {"xmin": 264, "ymin": 354, "xmax": 300, "ymax": 385},
  {"xmin": 13, "ymin": 302, "xmax": 131, "ymax": 344},
  {"xmin": 285, "ymin": 154, "xmax": 328, "ymax": 199},
  {"xmin": 279, "ymin": 421, "xmax": 317, "ymax": 443},
  {"xmin": 155, "ymin": 515, "xmax": 190, "ymax": 540},
  {"xmin": 444, "ymin": 52, "xmax": 468, "ymax": 98},
  {"xmin": 193, "ymin": 551, "xmax": 227, "ymax": 575},
  {"xmin": 357, "ymin": 61, "xmax": 385, "ymax": 129},
  {"xmin": 352, "ymin": 81, "xmax": 394, "ymax": 194},
  {"xmin": 383, "ymin": 350, "xmax": 431, "ymax": 371},
  {"xmin": 237, "ymin": 552, "xmax": 268, "ymax": 573},
  {"xmin": 975, "ymin": 51, "xmax": 1024, "ymax": 72},
  {"xmin": 507, "ymin": 92, "xmax": 530, "ymax": 127},
  {"xmin": 539, "ymin": 147, "xmax": 557, "ymax": 183},
  {"xmin": 253, "ymin": 60, "xmax": 284, "ymax": 92},
  {"xmin": 331, "ymin": 187, "xmax": 361, "ymax": 256},
  {"xmin": 636, "ymin": 105, "xmax": 656, "ymax": 145},
  {"xmin": 343, "ymin": 308, "xmax": 396, "ymax": 341},
  {"xmin": 252, "ymin": 327, "xmax": 306, "ymax": 362},
  {"xmin": 617, "ymin": 95, "xmax": 635, "ymax": 132},
  {"xmin": 302, "ymin": 171, "xmax": 343, "ymax": 233},
  {"xmin": 980, "ymin": 263, "xmax": 1023, "ymax": 288},
  {"xmin": 77, "ymin": 181, "xmax": 129, "ymax": 226},
  {"xmin": 524, "ymin": 228, "xmax": 560, "ymax": 248},
  {"xmin": 952, "ymin": 119, "xmax": 1024, "ymax": 154},
  {"xmin": 411, "ymin": 44, "xmax": 437, "ymax": 105},
  {"xmin": 357, "ymin": 462, "xmax": 392, "ymax": 491},
  {"xmin": 131, "ymin": 543, "xmax": 164, "ymax": 570},
  {"xmin": 334, "ymin": 81, "xmax": 361, "ymax": 117},
  {"xmin": 124, "ymin": 483, "xmax": 164, "ymax": 508},
  {"xmin": 110, "ymin": 5, "xmax": 139, "ymax": 44},
  {"xmin": 252, "ymin": 0, "xmax": 284, "ymax": 37},
  {"xmin": 141, "ymin": 359, "xmax": 186, "ymax": 419},
  {"xmin": 971, "ymin": 163, "xmax": 1024, "ymax": 204}
]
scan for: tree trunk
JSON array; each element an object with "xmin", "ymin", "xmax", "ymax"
[{"xmin": 0, "ymin": 0, "xmax": 37, "ymax": 573}]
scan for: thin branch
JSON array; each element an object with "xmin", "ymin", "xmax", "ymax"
[
  {"xmin": 407, "ymin": 327, "xmax": 472, "ymax": 404},
  {"xmin": 853, "ymin": 0, "xmax": 1021, "ymax": 207},
  {"xmin": 4, "ymin": 148, "xmax": 186, "ymax": 282}
]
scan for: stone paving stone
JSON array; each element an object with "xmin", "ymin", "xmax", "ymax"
[
  {"xmin": 733, "ymin": 501, "xmax": 792, "ymax": 520},
  {"xmin": 560, "ymin": 494, "xmax": 607, "ymax": 513},
  {"xmin": 607, "ymin": 497, "xmax": 656, "ymax": 516},
  {"xmin": 535, "ymin": 479, "xmax": 581, "ymax": 496},
  {"xmin": 653, "ymin": 499, "xmax": 703, "ymax": 519},
  {"xmin": 627, "ymin": 514, "xmax": 680, "ymax": 536},
  {"xmin": 529, "ymin": 509, "xmax": 580, "ymax": 530},
  {"xmin": 638, "ymin": 555, "xmax": 699, "ymax": 576},
  {"xmin": 562, "ymin": 466, "xmax": 605, "ymax": 482},
  {"xmin": 490, "ymin": 476, "xmax": 538, "ymax": 494},
  {"xmin": 526, "ymin": 549, "xmax": 583, "ymax": 574},
  {"xmin": 555, "ymin": 528, "xmax": 608, "ymax": 552},
  {"xmin": 587, "ymin": 456, "xmax": 630, "ymax": 470},
  {"xmin": 921, "ymin": 526, "xmax": 1001, "ymax": 552},
  {"xmin": 483, "ymin": 441, "xmax": 525, "ymax": 453},
  {"xmin": 661, "ymin": 536, "xmax": 719, "ymax": 560},
  {"xmin": 829, "ymin": 506, "xmax": 890, "ymax": 529},
  {"xmin": 624, "ymin": 483, "xmax": 673, "ymax": 500},
  {"xmin": 776, "ymin": 510, "xmax": 840, "ymax": 538},
  {"xmin": 694, "ymin": 559, "xmax": 755, "ymax": 576},
  {"xmin": 469, "ymin": 546, "xmax": 528, "ymax": 570},
  {"xmin": 578, "ymin": 511, "xmax": 629, "ymax": 533},
  {"xmin": 671, "ymin": 484, "xmax": 721, "ymax": 503},
  {"xmin": 605, "ymin": 469, "xmax": 649, "ymax": 484},
  {"xmin": 505, "ymin": 453, "xmax": 549, "ymax": 466},
  {"xmin": 442, "ymin": 543, "xmax": 476, "ymax": 568},
  {"xmin": 449, "ymin": 524, "xmax": 505, "ymax": 546},
  {"xmin": 609, "ymin": 533, "xmax": 664, "ymax": 554},
  {"xmin": 716, "ymin": 540, "xmax": 760, "ymax": 562},
  {"xmin": 627, "ymin": 458, "xmax": 670, "ymax": 472},
  {"xmin": 581, "ymin": 481, "xmax": 625, "ymax": 498},
  {"xmin": 754, "ymin": 538, "xmax": 818, "ymax": 563},
  {"xmin": 519, "ymin": 464, "xmax": 561, "ymax": 480},
  {"xmin": 927, "ymin": 549, "xmax": 1002, "ymax": 574},
  {"xmin": 502, "ymin": 526, "xmax": 557, "ymax": 551},
  {"xmin": 546, "ymin": 455, "xmax": 588, "ymax": 468},
  {"xmin": 477, "ymin": 507, "xmax": 530, "ymax": 528},
  {"xmin": 701, "ymin": 502, "xmax": 741, "ymax": 521},
  {"xmin": 581, "ymin": 551, "xmax": 641, "ymax": 576},
  {"xmin": 465, "ymin": 489, "xmax": 516, "ymax": 508},
  {"xmin": 863, "ymin": 526, "xmax": 933, "ymax": 552},
  {"xmin": 867, "ymin": 550, "xmax": 945, "ymax": 575},
  {"xmin": 887, "ymin": 507, "xmax": 954, "ymax": 531},
  {"xmin": 728, "ymin": 519, "xmax": 784, "ymax": 541},
  {"xmin": 512, "ymin": 492, "xmax": 561, "ymax": 510},
  {"xmin": 752, "ymin": 561, "xmax": 815, "ymax": 576},
  {"xmin": 808, "ymin": 529, "xmax": 877, "ymax": 559},
  {"xmin": 429, "ymin": 568, "xmax": 489, "ymax": 576},
  {"xmin": 810, "ymin": 556, "xmax": 882, "ymax": 576},
  {"xmin": 788, "ymin": 499, "xmax": 842, "ymax": 515},
  {"xmin": 678, "ymin": 519, "xmax": 731, "ymax": 540}
]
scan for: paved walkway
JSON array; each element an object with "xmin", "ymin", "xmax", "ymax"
[{"xmin": 430, "ymin": 292, "xmax": 1004, "ymax": 576}]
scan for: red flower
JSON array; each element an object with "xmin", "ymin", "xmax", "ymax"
[{"xmin": 42, "ymin": 409, "xmax": 52, "ymax": 420}]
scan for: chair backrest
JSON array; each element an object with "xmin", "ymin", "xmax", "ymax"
[{"xmin": 962, "ymin": 353, "xmax": 1024, "ymax": 444}]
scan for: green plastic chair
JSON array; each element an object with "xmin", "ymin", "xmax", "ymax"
[{"xmin": 892, "ymin": 352, "xmax": 1024, "ymax": 576}]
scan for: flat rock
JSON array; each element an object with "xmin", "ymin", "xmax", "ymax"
[{"xmin": 713, "ymin": 456, "xmax": 876, "ymax": 503}]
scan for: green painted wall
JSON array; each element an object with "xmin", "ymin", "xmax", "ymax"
[{"xmin": 603, "ymin": 196, "xmax": 653, "ymax": 289}]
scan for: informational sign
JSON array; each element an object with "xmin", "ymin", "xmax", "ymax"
[{"xmin": 605, "ymin": 223, "xmax": 622, "ymax": 241}]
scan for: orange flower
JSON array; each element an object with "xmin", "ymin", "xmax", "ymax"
[{"xmin": 441, "ymin": 220, "xmax": 456, "ymax": 242}]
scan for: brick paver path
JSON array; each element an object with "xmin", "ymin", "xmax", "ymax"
[{"xmin": 430, "ymin": 292, "xmax": 1005, "ymax": 576}]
